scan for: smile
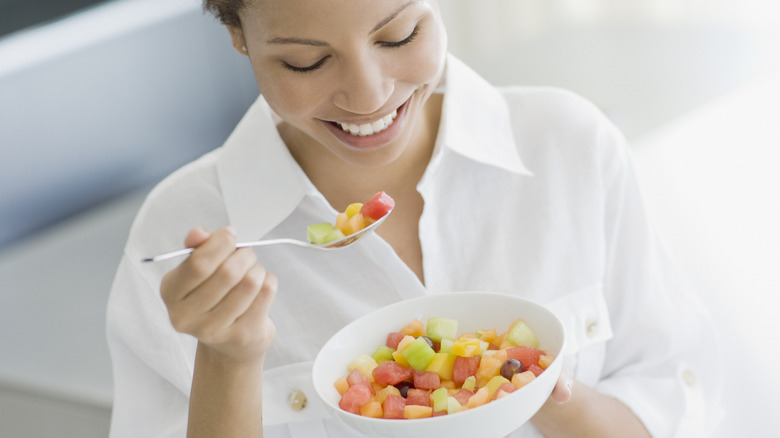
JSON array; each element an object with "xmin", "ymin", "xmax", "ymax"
[{"xmin": 336, "ymin": 109, "xmax": 399, "ymax": 137}]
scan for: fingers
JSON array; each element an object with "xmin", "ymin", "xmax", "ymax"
[
  {"xmin": 184, "ymin": 227, "xmax": 213, "ymax": 248},
  {"xmin": 160, "ymin": 226, "xmax": 279, "ymax": 360},
  {"xmin": 162, "ymin": 227, "xmax": 238, "ymax": 302},
  {"xmin": 550, "ymin": 368, "xmax": 573, "ymax": 404}
]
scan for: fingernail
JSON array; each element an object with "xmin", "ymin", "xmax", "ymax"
[{"xmin": 226, "ymin": 225, "xmax": 237, "ymax": 237}]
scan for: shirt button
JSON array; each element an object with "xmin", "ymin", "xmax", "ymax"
[
  {"xmin": 585, "ymin": 319, "xmax": 599, "ymax": 338},
  {"xmin": 681, "ymin": 369, "xmax": 697, "ymax": 387},
  {"xmin": 287, "ymin": 389, "xmax": 307, "ymax": 411}
]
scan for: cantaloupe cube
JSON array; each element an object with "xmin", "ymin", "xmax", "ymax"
[
  {"xmin": 538, "ymin": 354, "xmax": 554, "ymax": 369},
  {"xmin": 511, "ymin": 370, "xmax": 536, "ymax": 389},
  {"xmin": 334, "ymin": 377, "xmax": 349, "ymax": 396},
  {"xmin": 439, "ymin": 379, "xmax": 456, "ymax": 390},
  {"xmin": 495, "ymin": 389, "xmax": 512, "ymax": 399},
  {"xmin": 476, "ymin": 328, "xmax": 498, "ymax": 345},
  {"xmin": 425, "ymin": 352, "xmax": 456, "ymax": 381},
  {"xmin": 334, "ymin": 212, "xmax": 349, "ymax": 232},
  {"xmin": 466, "ymin": 386, "xmax": 490, "ymax": 409},
  {"xmin": 399, "ymin": 319, "xmax": 426, "ymax": 338},
  {"xmin": 491, "ymin": 349, "xmax": 508, "ymax": 364},
  {"xmin": 403, "ymin": 404, "xmax": 433, "ymax": 419},
  {"xmin": 339, "ymin": 213, "xmax": 367, "ymax": 236},
  {"xmin": 475, "ymin": 355, "xmax": 502, "ymax": 387},
  {"xmin": 360, "ymin": 400, "xmax": 383, "ymax": 418}
]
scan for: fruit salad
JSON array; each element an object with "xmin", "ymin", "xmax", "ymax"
[
  {"xmin": 333, "ymin": 317, "xmax": 555, "ymax": 419},
  {"xmin": 307, "ymin": 191, "xmax": 395, "ymax": 245}
]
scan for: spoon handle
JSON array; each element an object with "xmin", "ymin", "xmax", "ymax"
[{"xmin": 142, "ymin": 238, "xmax": 315, "ymax": 263}]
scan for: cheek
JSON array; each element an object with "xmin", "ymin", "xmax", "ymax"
[
  {"xmin": 254, "ymin": 71, "xmax": 326, "ymax": 121},
  {"xmin": 401, "ymin": 27, "xmax": 447, "ymax": 84}
]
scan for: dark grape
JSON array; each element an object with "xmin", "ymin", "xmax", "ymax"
[
  {"xmin": 419, "ymin": 336, "xmax": 434, "ymax": 349},
  {"xmin": 500, "ymin": 358, "xmax": 525, "ymax": 380},
  {"xmin": 394, "ymin": 381, "xmax": 414, "ymax": 398}
]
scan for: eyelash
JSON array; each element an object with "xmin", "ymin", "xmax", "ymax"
[
  {"xmin": 379, "ymin": 26, "xmax": 419, "ymax": 48},
  {"xmin": 282, "ymin": 26, "xmax": 420, "ymax": 73}
]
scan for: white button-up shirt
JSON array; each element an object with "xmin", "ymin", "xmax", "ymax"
[{"xmin": 107, "ymin": 55, "xmax": 720, "ymax": 437}]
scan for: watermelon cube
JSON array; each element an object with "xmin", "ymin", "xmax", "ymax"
[
  {"xmin": 372, "ymin": 361, "xmax": 413, "ymax": 386},
  {"xmin": 360, "ymin": 191, "xmax": 395, "ymax": 222},
  {"xmin": 382, "ymin": 394, "xmax": 406, "ymax": 419},
  {"xmin": 339, "ymin": 384, "xmax": 373, "ymax": 414}
]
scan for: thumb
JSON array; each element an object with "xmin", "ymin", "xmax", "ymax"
[
  {"xmin": 184, "ymin": 227, "xmax": 212, "ymax": 248},
  {"xmin": 550, "ymin": 368, "xmax": 573, "ymax": 404}
]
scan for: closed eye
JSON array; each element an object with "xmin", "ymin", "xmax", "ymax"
[
  {"xmin": 282, "ymin": 55, "xmax": 330, "ymax": 73},
  {"xmin": 378, "ymin": 26, "xmax": 419, "ymax": 48}
]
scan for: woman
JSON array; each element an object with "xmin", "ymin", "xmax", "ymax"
[{"xmin": 107, "ymin": 0, "xmax": 719, "ymax": 436}]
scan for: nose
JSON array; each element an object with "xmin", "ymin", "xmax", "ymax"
[{"xmin": 332, "ymin": 56, "xmax": 394, "ymax": 115}]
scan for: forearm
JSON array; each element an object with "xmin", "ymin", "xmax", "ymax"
[
  {"xmin": 187, "ymin": 342, "xmax": 265, "ymax": 438},
  {"xmin": 531, "ymin": 380, "xmax": 650, "ymax": 438}
]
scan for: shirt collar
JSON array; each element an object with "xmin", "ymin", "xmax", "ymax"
[
  {"xmin": 216, "ymin": 97, "xmax": 306, "ymax": 242},
  {"xmin": 438, "ymin": 54, "xmax": 532, "ymax": 176}
]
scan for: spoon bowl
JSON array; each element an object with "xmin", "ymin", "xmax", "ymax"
[{"xmin": 142, "ymin": 209, "xmax": 391, "ymax": 263}]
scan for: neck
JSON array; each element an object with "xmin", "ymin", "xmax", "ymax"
[{"xmin": 284, "ymin": 93, "xmax": 443, "ymax": 210}]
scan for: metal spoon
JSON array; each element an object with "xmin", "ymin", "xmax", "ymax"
[{"xmin": 142, "ymin": 210, "xmax": 392, "ymax": 263}]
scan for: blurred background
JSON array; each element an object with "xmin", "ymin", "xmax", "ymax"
[{"xmin": 0, "ymin": 0, "xmax": 777, "ymax": 436}]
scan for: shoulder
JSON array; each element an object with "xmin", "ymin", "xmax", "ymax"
[
  {"xmin": 499, "ymin": 86, "xmax": 629, "ymax": 164},
  {"xmin": 499, "ymin": 86, "xmax": 613, "ymax": 135}
]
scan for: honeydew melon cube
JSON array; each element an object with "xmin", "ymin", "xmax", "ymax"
[
  {"xmin": 307, "ymin": 223, "xmax": 335, "ymax": 244},
  {"xmin": 439, "ymin": 338, "xmax": 454, "ymax": 355},
  {"xmin": 447, "ymin": 396, "xmax": 462, "ymax": 414},
  {"xmin": 371, "ymin": 345, "xmax": 396, "ymax": 363},
  {"xmin": 506, "ymin": 320, "xmax": 539, "ymax": 348},
  {"xmin": 391, "ymin": 335, "xmax": 416, "ymax": 367},
  {"xmin": 401, "ymin": 337, "xmax": 436, "ymax": 371},
  {"xmin": 426, "ymin": 317, "xmax": 458, "ymax": 342},
  {"xmin": 462, "ymin": 375, "xmax": 476, "ymax": 392},
  {"xmin": 431, "ymin": 387, "xmax": 448, "ymax": 412}
]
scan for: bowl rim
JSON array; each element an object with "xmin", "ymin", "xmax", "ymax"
[{"xmin": 311, "ymin": 291, "xmax": 567, "ymax": 425}]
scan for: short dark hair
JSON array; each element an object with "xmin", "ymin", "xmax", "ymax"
[{"xmin": 202, "ymin": 0, "xmax": 245, "ymax": 27}]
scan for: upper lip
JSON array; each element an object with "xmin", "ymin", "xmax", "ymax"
[{"xmin": 326, "ymin": 98, "xmax": 408, "ymax": 125}]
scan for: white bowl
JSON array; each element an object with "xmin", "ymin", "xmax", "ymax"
[{"xmin": 312, "ymin": 292, "xmax": 566, "ymax": 438}]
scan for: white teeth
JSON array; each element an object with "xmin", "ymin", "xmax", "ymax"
[{"xmin": 339, "ymin": 109, "xmax": 398, "ymax": 136}]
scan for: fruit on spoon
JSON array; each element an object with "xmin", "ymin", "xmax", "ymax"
[{"xmin": 308, "ymin": 191, "xmax": 395, "ymax": 245}]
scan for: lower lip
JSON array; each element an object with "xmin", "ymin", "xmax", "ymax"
[{"xmin": 323, "ymin": 99, "xmax": 410, "ymax": 150}]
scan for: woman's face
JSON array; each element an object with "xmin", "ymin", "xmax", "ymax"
[{"xmin": 233, "ymin": 0, "xmax": 447, "ymax": 169}]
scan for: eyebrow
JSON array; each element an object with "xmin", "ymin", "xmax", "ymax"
[
  {"xmin": 266, "ymin": 1, "xmax": 419, "ymax": 46},
  {"xmin": 265, "ymin": 37, "xmax": 329, "ymax": 47}
]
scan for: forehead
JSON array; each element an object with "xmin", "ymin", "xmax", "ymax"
[{"xmin": 242, "ymin": 0, "xmax": 430, "ymax": 35}]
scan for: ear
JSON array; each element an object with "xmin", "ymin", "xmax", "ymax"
[{"xmin": 227, "ymin": 26, "xmax": 249, "ymax": 56}]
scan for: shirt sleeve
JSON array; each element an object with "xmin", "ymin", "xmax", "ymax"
[
  {"xmin": 106, "ymin": 254, "xmax": 196, "ymax": 437},
  {"xmin": 595, "ymin": 121, "xmax": 723, "ymax": 437}
]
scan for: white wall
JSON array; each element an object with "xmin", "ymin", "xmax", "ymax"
[{"xmin": 439, "ymin": 0, "xmax": 780, "ymax": 141}]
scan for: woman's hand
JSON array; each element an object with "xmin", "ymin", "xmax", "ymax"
[
  {"xmin": 160, "ymin": 226, "xmax": 277, "ymax": 363},
  {"xmin": 530, "ymin": 369, "xmax": 650, "ymax": 438}
]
